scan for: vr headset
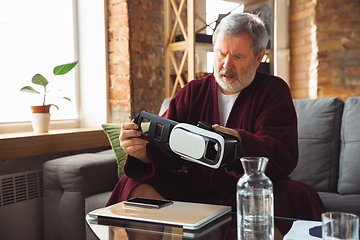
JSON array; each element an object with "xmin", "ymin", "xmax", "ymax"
[{"xmin": 134, "ymin": 111, "xmax": 243, "ymax": 169}]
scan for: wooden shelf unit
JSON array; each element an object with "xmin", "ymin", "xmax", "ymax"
[{"xmin": 164, "ymin": 0, "xmax": 213, "ymax": 98}]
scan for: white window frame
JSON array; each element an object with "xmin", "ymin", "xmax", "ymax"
[
  {"xmin": 0, "ymin": 0, "xmax": 108, "ymax": 134},
  {"xmin": 76, "ymin": 0, "xmax": 109, "ymax": 128}
]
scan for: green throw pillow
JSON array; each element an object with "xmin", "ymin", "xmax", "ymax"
[{"xmin": 102, "ymin": 122, "xmax": 150, "ymax": 179}]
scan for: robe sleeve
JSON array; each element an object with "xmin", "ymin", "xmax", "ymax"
[{"xmin": 224, "ymin": 76, "xmax": 298, "ymax": 182}]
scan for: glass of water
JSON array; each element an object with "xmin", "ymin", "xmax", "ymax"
[{"xmin": 322, "ymin": 212, "xmax": 359, "ymax": 240}]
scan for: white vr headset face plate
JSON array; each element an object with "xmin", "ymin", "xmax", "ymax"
[{"xmin": 169, "ymin": 123, "xmax": 225, "ymax": 169}]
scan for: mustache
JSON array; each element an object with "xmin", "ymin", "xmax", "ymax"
[{"xmin": 218, "ymin": 69, "xmax": 238, "ymax": 79}]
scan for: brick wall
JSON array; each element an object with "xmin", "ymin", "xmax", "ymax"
[
  {"xmin": 108, "ymin": 0, "xmax": 164, "ymax": 123},
  {"xmin": 129, "ymin": 0, "xmax": 164, "ymax": 117},
  {"xmin": 290, "ymin": 0, "xmax": 360, "ymax": 101},
  {"xmin": 289, "ymin": 0, "xmax": 318, "ymax": 99},
  {"xmin": 316, "ymin": 0, "xmax": 360, "ymax": 100},
  {"xmin": 108, "ymin": 0, "xmax": 131, "ymax": 123}
]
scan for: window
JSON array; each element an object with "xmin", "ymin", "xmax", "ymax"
[
  {"xmin": 0, "ymin": 1, "xmax": 108, "ymax": 133},
  {"xmin": 205, "ymin": 0, "xmax": 244, "ymax": 73},
  {"xmin": 205, "ymin": 0, "xmax": 243, "ymax": 35},
  {"xmin": 0, "ymin": 0, "xmax": 77, "ymax": 123}
]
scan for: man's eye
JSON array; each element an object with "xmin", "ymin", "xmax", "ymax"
[{"xmin": 234, "ymin": 55, "xmax": 242, "ymax": 59}]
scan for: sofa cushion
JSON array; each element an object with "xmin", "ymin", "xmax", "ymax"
[
  {"xmin": 338, "ymin": 97, "xmax": 360, "ymax": 194},
  {"xmin": 102, "ymin": 123, "xmax": 150, "ymax": 179},
  {"xmin": 290, "ymin": 98, "xmax": 344, "ymax": 192},
  {"xmin": 85, "ymin": 191, "xmax": 113, "ymax": 215},
  {"xmin": 318, "ymin": 192, "xmax": 360, "ymax": 213}
]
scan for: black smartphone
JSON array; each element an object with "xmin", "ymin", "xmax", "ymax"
[{"xmin": 123, "ymin": 197, "xmax": 173, "ymax": 209}]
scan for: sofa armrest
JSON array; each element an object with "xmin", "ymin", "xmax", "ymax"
[
  {"xmin": 43, "ymin": 149, "xmax": 118, "ymax": 240},
  {"xmin": 44, "ymin": 149, "xmax": 118, "ymax": 193}
]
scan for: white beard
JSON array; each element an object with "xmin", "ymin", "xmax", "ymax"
[{"xmin": 214, "ymin": 62, "xmax": 257, "ymax": 94}]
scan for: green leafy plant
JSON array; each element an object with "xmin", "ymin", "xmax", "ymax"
[{"xmin": 20, "ymin": 61, "xmax": 78, "ymax": 110}]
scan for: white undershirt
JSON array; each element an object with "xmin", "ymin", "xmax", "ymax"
[{"xmin": 218, "ymin": 87, "xmax": 240, "ymax": 126}]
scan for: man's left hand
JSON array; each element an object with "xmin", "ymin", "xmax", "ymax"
[{"xmin": 212, "ymin": 124, "xmax": 242, "ymax": 141}]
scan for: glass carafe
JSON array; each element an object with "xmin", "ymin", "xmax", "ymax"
[{"xmin": 237, "ymin": 157, "xmax": 274, "ymax": 240}]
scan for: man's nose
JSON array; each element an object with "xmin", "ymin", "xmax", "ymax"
[{"xmin": 222, "ymin": 55, "xmax": 233, "ymax": 70}]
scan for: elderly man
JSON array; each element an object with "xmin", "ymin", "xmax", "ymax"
[{"xmin": 107, "ymin": 13, "xmax": 326, "ymax": 235}]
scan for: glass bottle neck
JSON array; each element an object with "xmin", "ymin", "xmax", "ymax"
[{"xmin": 240, "ymin": 157, "xmax": 269, "ymax": 175}]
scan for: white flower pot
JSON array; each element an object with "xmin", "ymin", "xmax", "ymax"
[{"xmin": 31, "ymin": 113, "xmax": 51, "ymax": 133}]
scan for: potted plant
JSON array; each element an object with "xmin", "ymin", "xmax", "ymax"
[{"xmin": 20, "ymin": 61, "xmax": 78, "ymax": 133}]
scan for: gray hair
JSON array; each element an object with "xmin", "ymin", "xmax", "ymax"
[{"xmin": 212, "ymin": 13, "xmax": 269, "ymax": 56}]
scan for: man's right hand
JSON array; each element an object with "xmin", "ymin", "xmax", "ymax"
[{"xmin": 119, "ymin": 121, "xmax": 151, "ymax": 164}]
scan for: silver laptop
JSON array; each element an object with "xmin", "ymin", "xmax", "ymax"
[{"xmin": 88, "ymin": 200, "xmax": 231, "ymax": 230}]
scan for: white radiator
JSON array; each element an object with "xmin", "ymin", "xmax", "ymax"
[{"xmin": 0, "ymin": 170, "xmax": 44, "ymax": 240}]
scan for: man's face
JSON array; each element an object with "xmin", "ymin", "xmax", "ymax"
[{"xmin": 213, "ymin": 33, "xmax": 264, "ymax": 95}]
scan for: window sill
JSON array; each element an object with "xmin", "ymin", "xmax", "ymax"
[{"xmin": 0, "ymin": 128, "xmax": 110, "ymax": 161}]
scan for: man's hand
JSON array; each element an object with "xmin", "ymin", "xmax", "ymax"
[
  {"xmin": 212, "ymin": 124, "xmax": 242, "ymax": 142},
  {"xmin": 119, "ymin": 120, "xmax": 151, "ymax": 164}
]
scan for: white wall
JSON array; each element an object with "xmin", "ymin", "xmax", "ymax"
[
  {"xmin": 274, "ymin": 0, "xmax": 290, "ymax": 84},
  {"xmin": 77, "ymin": 0, "xmax": 109, "ymax": 127}
]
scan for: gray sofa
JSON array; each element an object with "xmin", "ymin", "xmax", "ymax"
[{"xmin": 43, "ymin": 97, "xmax": 360, "ymax": 240}]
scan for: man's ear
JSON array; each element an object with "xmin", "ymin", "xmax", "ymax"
[{"xmin": 256, "ymin": 49, "xmax": 266, "ymax": 67}]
